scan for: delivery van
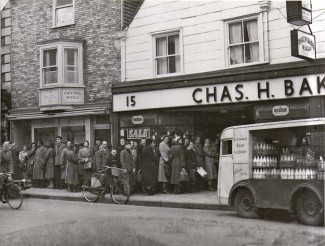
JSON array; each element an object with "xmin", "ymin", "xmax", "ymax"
[{"xmin": 217, "ymin": 118, "xmax": 324, "ymax": 226}]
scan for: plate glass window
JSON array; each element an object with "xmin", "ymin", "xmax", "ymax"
[
  {"xmin": 155, "ymin": 34, "xmax": 180, "ymax": 75},
  {"xmin": 54, "ymin": 0, "xmax": 74, "ymax": 27},
  {"xmin": 228, "ymin": 19, "xmax": 259, "ymax": 65}
]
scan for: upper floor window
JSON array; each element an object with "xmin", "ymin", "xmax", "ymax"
[
  {"xmin": 40, "ymin": 42, "xmax": 82, "ymax": 87},
  {"xmin": 53, "ymin": 0, "xmax": 75, "ymax": 27},
  {"xmin": 154, "ymin": 32, "xmax": 181, "ymax": 76},
  {"xmin": 226, "ymin": 16, "xmax": 263, "ymax": 67}
]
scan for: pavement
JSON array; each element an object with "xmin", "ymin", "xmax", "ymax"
[{"xmin": 23, "ymin": 187, "xmax": 232, "ymax": 211}]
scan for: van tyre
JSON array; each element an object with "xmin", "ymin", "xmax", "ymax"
[
  {"xmin": 234, "ymin": 189, "xmax": 259, "ymax": 219},
  {"xmin": 296, "ymin": 191, "xmax": 324, "ymax": 226}
]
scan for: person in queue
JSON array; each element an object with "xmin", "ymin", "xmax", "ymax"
[
  {"xmin": 66, "ymin": 144, "xmax": 80, "ymax": 192},
  {"xmin": 18, "ymin": 145, "xmax": 29, "ymax": 179},
  {"xmin": 203, "ymin": 138, "xmax": 218, "ymax": 191},
  {"xmin": 158, "ymin": 135, "xmax": 171, "ymax": 194},
  {"xmin": 78, "ymin": 140, "xmax": 93, "ymax": 182},
  {"xmin": 27, "ymin": 142, "xmax": 37, "ymax": 180},
  {"xmin": 108, "ymin": 148, "xmax": 120, "ymax": 168},
  {"xmin": 33, "ymin": 140, "xmax": 47, "ymax": 188},
  {"xmin": 120, "ymin": 141, "xmax": 136, "ymax": 193},
  {"xmin": 54, "ymin": 136, "xmax": 66, "ymax": 189},
  {"xmin": 44, "ymin": 143, "xmax": 55, "ymax": 188},
  {"xmin": 141, "ymin": 138, "xmax": 159, "ymax": 195},
  {"xmin": 170, "ymin": 137, "xmax": 186, "ymax": 194},
  {"xmin": 61, "ymin": 141, "xmax": 72, "ymax": 190},
  {"xmin": 185, "ymin": 140, "xmax": 198, "ymax": 192},
  {"xmin": 95, "ymin": 140, "xmax": 110, "ymax": 171},
  {"xmin": 116, "ymin": 138, "xmax": 125, "ymax": 157},
  {"xmin": 0, "ymin": 142, "xmax": 14, "ymax": 199}
]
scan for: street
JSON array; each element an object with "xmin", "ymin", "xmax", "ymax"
[{"xmin": 1, "ymin": 198, "xmax": 324, "ymax": 246}]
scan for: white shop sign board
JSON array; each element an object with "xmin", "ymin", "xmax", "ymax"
[{"xmin": 113, "ymin": 74, "xmax": 325, "ymax": 112}]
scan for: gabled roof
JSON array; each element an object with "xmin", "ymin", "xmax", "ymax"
[{"xmin": 122, "ymin": 0, "xmax": 143, "ymax": 30}]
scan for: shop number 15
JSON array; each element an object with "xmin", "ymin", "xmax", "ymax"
[{"xmin": 126, "ymin": 96, "xmax": 136, "ymax": 107}]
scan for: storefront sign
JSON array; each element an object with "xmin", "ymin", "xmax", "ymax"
[
  {"xmin": 291, "ymin": 30, "xmax": 316, "ymax": 60},
  {"xmin": 272, "ymin": 105, "xmax": 289, "ymax": 116},
  {"xmin": 113, "ymin": 74, "xmax": 325, "ymax": 112},
  {"xmin": 61, "ymin": 88, "xmax": 84, "ymax": 104},
  {"xmin": 39, "ymin": 87, "xmax": 84, "ymax": 107},
  {"xmin": 132, "ymin": 115, "xmax": 144, "ymax": 125},
  {"xmin": 286, "ymin": 0, "xmax": 312, "ymax": 26},
  {"xmin": 127, "ymin": 128, "xmax": 150, "ymax": 139}
]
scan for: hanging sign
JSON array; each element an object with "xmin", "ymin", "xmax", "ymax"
[
  {"xmin": 291, "ymin": 29, "xmax": 316, "ymax": 60},
  {"xmin": 286, "ymin": 0, "xmax": 312, "ymax": 26}
]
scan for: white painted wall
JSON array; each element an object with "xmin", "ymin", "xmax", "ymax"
[{"xmin": 123, "ymin": 0, "xmax": 325, "ymax": 82}]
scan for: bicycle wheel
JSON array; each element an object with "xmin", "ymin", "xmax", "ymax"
[
  {"xmin": 82, "ymin": 177, "xmax": 101, "ymax": 202},
  {"xmin": 7, "ymin": 183, "xmax": 23, "ymax": 210},
  {"xmin": 110, "ymin": 179, "xmax": 130, "ymax": 204}
]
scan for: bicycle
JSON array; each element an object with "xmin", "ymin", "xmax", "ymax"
[
  {"xmin": 82, "ymin": 166, "xmax": 131, "ymax": 204},
  {"xmin": 0, "ymin": 172, "xmax": 23, "ymax": 209}
]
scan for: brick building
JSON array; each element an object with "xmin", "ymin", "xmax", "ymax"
[
  {"xmin": 1, "ymin": 1, "xmax": 12, "ymax": 142},
  {"xmin": 7, "ymin": 0, "xmax": 142, "ymax": 147}
]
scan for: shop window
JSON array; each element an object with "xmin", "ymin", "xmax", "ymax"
[
  {"xmin": 221, "ymin": 140, "xmax": 232, "ymax": 155},
  {"xmin": 39, "ymin": 42, "xmax": 82, "ymax": 87},
  {"xmin": 154, "ymin": 31, "xmax": 181, "ymax": 76},
  {"xmin": 61, "ymin": 125, "xmax": 85, "ymax": 145},
  {"xmin": 226, "ymin": 16, "xmax": 264, "ymax": 67},
  {"xmin": 34, "ymin": 127, "xmax": 58, "ymax": 147},
  {"xmin": 53, "ymin": 0, "xmax": 75, "ymax": 27}
]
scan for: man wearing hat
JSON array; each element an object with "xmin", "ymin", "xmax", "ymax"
[{"xmin": 120, "ymin": 140, "xmax": 136, "ymax": 193}]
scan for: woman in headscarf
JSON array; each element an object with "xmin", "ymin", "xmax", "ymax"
[
  {"xmin": 65, "ymin": 144, "xmax": 79, "ymax": 192},
  {"xmin": 203, "ymin": 138, "xmax": 218, "ymax": 191},
  {"xmin": 170, "ymin": 137, "xmax": 186, "ymax": 194},
  {"xmin": 158, "ymin": 136, "xmax": 171, "ymax": 194}
]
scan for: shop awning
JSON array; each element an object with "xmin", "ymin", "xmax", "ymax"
[{"xmin": 7, "ymin": 106, "xmax": 110, "ymax": 121}]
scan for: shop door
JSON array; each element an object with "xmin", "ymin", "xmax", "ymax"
[{"xmin": 218, "ymin": 138, "xmax": 234, "ymax": 204}]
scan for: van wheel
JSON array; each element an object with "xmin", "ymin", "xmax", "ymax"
[
  {"xmin": 296, "ymin": 191, "xmax": 324, "ymax": 226},
  {"xmin": 234, "ymin": 189, "xmax": 259, "ymax": 219}
]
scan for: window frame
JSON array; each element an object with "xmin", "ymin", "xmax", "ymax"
[
  {"xmin": 52, "ymin": 0, "xmax": 75, "ymax": 28},
  {"xmin": 152, "ymin": 30, "xmax": 183, "ymax": 78},
  {"xmin": 221, "ymin": 139, "xmax": 233, "ymax": 156},
  {"xmin": 39, "ymin": 42, "xmax": 83, "ymax": 88},
  {"xmin": 225, "ymin": 14, "xmax": 264, "ymax": 68}
]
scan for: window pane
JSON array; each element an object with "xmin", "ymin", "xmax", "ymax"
[
  {"xmin": 64, "ymin": 48, "xmax": 78, "ymax": 65},
  {"xmin": 245, "ymin": 43, "xmax": 259, "ymax": 63},
  {"xmin": 244, "ymin": 19, "xmax": 258, "ymax": 42},
  {"xmin": 64, "ymin": 67, "xmax": 78, "ymax": 83},
  {"xmin": 168, "ymin": 55, "xmax": 180, "ymax": 73},
  {"xmin": 168, "ymin": 35, "xmax": 179, "ymax": 55},
  {"xmin": 156, "ymin": 37, "xmax": 167, "ymax": 56},
  {"xmin": 229, "ymin": 22, "xmax": 242, "ymax": 44},
  {"xmin": 222, "ymin": 140, "xmax": 232, "ymax": 155},
  {"xmin": 43, "ymin": 67, "xmax": 58, "ymax": 84},
  {"xmin": 56, "ymin": 0, "xmax": 73, "ymax": 7},
  {"xmin": 43, "ymin": 49, "xmax": 57, "ymax": 67},
  {"xmin": 230, "ymin": 45, "xmax": 244, "ymax": 65},
  {"xmin": 157, "ymin": 57, "xmax": 167, "ymax": 75},
  {"xmin": 56, "ymin": 6, "xmax": 73, "ymax": 26}
]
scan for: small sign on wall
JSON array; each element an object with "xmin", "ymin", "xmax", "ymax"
[
  {"xmin": 291, "ymin": 29, "xmax": 316, "ymax": 60},
  {"xmin": 286, "ymin": 0, "xmax": 312, "ymax": 26},
  {"xmin": 127, "ymin": 128, "xmax": 150, "ymax": 139}
]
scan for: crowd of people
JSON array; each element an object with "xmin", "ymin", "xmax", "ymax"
[{"xmin": 0, "ymin": 133, "xmax": 221, "ymax": 196}]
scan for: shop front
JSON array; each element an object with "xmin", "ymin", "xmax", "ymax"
[
  {"xmin": 8, "ymin": 105, "xmax": 111, "ymax": 148},
  {"xmin": 112, "ymin": 60, "xmax": 325, "ymax": 146}
]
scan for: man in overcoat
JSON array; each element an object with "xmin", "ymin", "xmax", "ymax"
[
  {"xmin": 60, "ymin": 141, "xmax": 71, "ymax": 190},
  {"xmin": 0, "ymin": 142, "xmax": 13, "ymax": 192},
  {"xmin": 54, "ymin": 136, "xmax": 66, "ymax": 189},
  {"xmin": 95, "ymin": 140, "xmax": 110, "ymax": 171},
  {"xmin": 120, "ymin": 141, "xmax": 136, "ymax": 193}
]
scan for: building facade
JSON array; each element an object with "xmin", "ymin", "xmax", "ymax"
[
  {"xmin": 7, "ymin": 0, "xmax": 141, "ymax": 147},
  {"xmin": 112, "ymin": 0, "xmax": 325, "ymax": 145}
]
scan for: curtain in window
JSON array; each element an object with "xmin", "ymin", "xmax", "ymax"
[
  {"xmin": 156, "ymin": 37, "xmax": 167, "ymax": 75},
  {"xmin": 246, "ymin": 20, "xmax": 259, "ymax": 62},
  {"xmin": 64, "ymin": 48, "xmax": 78, "ymax": 83},
  {"xmin": 229, "ymin": 23, "xmax": 243, "ymax": 65}
]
